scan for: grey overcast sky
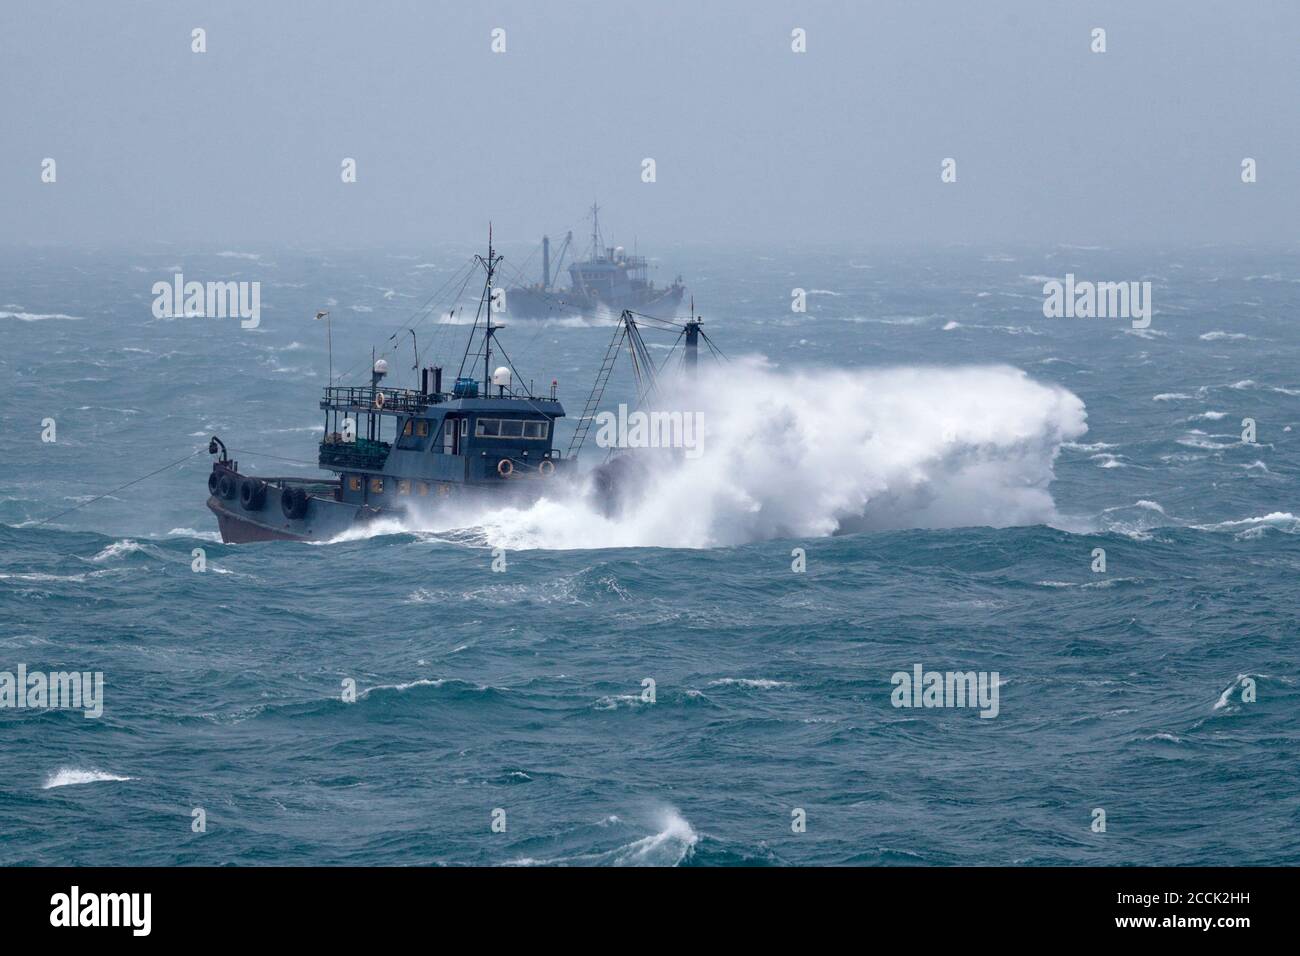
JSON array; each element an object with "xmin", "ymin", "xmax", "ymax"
[{"xmin": 2, "ymin": 0, "xmax": 1297, "ymax": 247}]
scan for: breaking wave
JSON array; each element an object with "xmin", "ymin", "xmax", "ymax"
[
  {"xmin": 506, "ymin": 807, "xmax": 698, "ymax": 866},
  {"xmin": 0, "ymin": 310, "xmax": 82, "ymax": 322},
  {"xmin": 376, "ymin": 361, "xmax": 1087, "ymax": 549},
  {"xmin": 42, "ymin": 768, "xmax": 133, "ymax": 789}
]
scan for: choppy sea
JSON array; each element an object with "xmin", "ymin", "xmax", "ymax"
[{"xmin": 1, "ymin": 242, "xmax": 1296, "ymax": 865}]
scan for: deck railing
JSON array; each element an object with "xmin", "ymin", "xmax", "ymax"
[
  {"xmin": 320, "ymin": 383, "xmax": 549, "ymax": 413},
  {"xmin": 320, "ymin": 385, "xmax": 432, "ymax": 415}
]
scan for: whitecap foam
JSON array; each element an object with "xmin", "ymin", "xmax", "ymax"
[
  {"xmin": 1062, "ymin": 441, "xmax": 1117, "ymax": 452},
  {"xmin": 1194, "ymin": 512, "xmax": 1297, "ymax": 534},
  {"xmin": 593, "ymin": 694, "xmax": 644, "ymax": 711},
  {"xmin": 89, "ymin": 539, "xmax": 148, "ymax": 562},
  {"xmin": 360, "ymin": 678, "xmax": 447, "ymax": 697},
  {"xmin": 507, "ymin": 807, "xmax": 699, "ymax": 867},
  {"xmin": 1213, "ymin": 674, "xmax": 1255, "ymax": 711},
  {"xmin": 166, "ymin": 527, "xmax": 221, "ymax": 542},
  {"xmin": 42, "ymin": 768, "xmax": 133, "ymax": 789},
  {"xmin": 606, "ymin": 808, "xmax": 698, "ymax": 866},
  {"xmin": 0, "ymin": 310, "xmax": 82, "ymax": 322},
  {"xmin": 1199, "ymin": 331, "xmax": 1249, "ymax": 341},
  {"xmin": 347, "ymin": 361, "xmax": 1086, "ymax": 549}
]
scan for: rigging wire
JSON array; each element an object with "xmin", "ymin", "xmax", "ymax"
[
  {"xmin": 334, "ymin": 211, "xmax": 599, "ymax": 390},
  {"xmin": 418, "ymin": 263, "xmax": 480, "ymax": 390},
  {"xmin": 333, "ymin": 255, "xmax": 480, "ymax": 384},
  {"xmin": 27, "ymin": 447, "xmax": 208, "ymax": 528},
  {"xmin": 493, "ymin": 209, "xmax": 589, "ymax": 288},
  {"xmin": 456, "ymin": 255, "xmax": 496, "ymax": 381},
  {"xmin": 226, "ymin": 447, "xmax": 321, "ymax": 467}
]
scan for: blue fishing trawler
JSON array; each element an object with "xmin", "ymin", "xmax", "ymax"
[
  {"xmin": 506, "ymin": 204, "xmax": 685, "ymax": 318},
  {"xmin": 206, "ymin": 227, "xmax": 721, "ymax": 543},
  {"xmin": 206, "ymin": 232, "xmax": 568, "ymax": 543}
]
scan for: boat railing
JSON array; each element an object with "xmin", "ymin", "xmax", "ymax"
[
  {"xmin": 320, "ymin": 385, "xmax": 434, "ymax": 414},
  {"xmin": 320, "ymin": 383, "xmax": 553, "ymax": 415}
]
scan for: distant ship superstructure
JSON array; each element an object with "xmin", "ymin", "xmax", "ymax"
[{"xmin": 506, "ymin": 204, "xmax": 685, "ymax": 318}]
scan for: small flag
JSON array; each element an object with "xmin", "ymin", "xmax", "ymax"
[{"xmin": 315, "ymin": 310, "xmax": 330, "ymax": 320}]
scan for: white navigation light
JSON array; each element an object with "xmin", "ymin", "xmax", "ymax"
[{"xmin": 492, "ymin": 366, "xmax": 512, "ymax": 388}]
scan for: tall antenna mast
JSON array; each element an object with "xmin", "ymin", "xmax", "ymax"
[{"xmin": 475, "ymin": 222, "xmax": 504, "ymax": 392}]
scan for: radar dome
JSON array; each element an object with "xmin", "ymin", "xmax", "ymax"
[{"xmin": 492, "ymin": 366, "xmax": 512, "ymax": 387}]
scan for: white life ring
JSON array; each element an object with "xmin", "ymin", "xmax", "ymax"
[
  {"xmin": 497, "ymin": 458, "xmax": 514, "ymax": 477},
  {"xmin": 538, "ymin": 459, "xmax": 555, "ymax": 477},
  {"xmin": 374, "ymin": 391, "xmax": 386, "ymax": 409}
]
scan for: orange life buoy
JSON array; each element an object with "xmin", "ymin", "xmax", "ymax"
[
  {"xmin": 538, "ymin": 459, "xmax": 555, "ymax": 477},
  {"xmin": 497, "ymin": 458, "xmax": 514, "ymax": 477},
  {"xmin": 374, "ymin": 391, "xmax": 386, "ymax": 409}
]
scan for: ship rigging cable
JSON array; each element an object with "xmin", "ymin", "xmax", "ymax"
[
  {"xmin": 339, "ymin": 210, "xmax": 608, "ymax": 391},
  {"xmin": 28, "ymin": 447, "xmax": 208, "ymax": 527},
  {"xmin": 27, "ymin": 441, "xmax": 334, "ymax": 529},
  {"xmin": 334, "ymin": 254, "xmax": 480, "ymax": 385}
]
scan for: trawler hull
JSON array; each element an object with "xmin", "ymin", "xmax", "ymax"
[
  {"xmin": 208, "ymin": 499, "xmax": 308, "ymax": 543},
  {"xmin": 207, "ymin": 491, "xmax": 367, "ymax": 543},
  {"xmin": 206, "ymin": 465, "xmax": 559, "ymax": 544}
]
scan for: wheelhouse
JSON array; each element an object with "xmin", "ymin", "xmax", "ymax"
[{"xmin": 317, "ymin": 374, "xmax": 566, "ymax": 507}]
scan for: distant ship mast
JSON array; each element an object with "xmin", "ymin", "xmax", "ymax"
[{"xmin": 589, "ymin": 201, "xmax": 603, "ymax": 260}]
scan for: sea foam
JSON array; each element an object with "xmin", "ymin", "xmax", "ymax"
[{"xmin": 397, "ymin": 361, "xmax": 1087, "ymax": 549}]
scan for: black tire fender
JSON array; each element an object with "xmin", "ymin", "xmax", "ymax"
[
  {"xmin": 280, "ymin": 486, "xmax": 308, "ymax": 519},
  {"xmin": 240, "ymin": 478, "xmax": 267, "ymax": 510}
]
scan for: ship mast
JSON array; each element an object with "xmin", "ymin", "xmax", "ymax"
[
  {"xmin": 480, "ymin": 224, "xmax": 503, "ymax": 392},
  {"xmin": 684, "ymin": 297, "xmax": 701, "ymax": 377},
  {"xmin": 458, "ymin": 224, "xmax": 505, "ymax": 393}
]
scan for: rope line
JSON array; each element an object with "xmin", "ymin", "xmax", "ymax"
[{"xmin": 29, "ymin": 447, "xmax": 208, "ymax": 527}]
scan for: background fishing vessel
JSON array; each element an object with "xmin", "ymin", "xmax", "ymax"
[{"xmin": 506, "ymin": 204, "xmax": 685, "ymax": 318}]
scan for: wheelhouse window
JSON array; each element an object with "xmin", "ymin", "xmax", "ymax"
[
  {"xmin": 347, "ymin": 475, "xmax": 362, "ymax": 492},
  {"xmin": 399, "ymin": 418, "xmax": 431, "ymax": 450},
  {"xmin": 397, "ymin": 479, "xmax": 411, "ymax": 495},
  {"xmin": 475, "ymin": 418, "xmax": 549, "ymax": 440},
  {"xmin": 369, "ymin": 477, "xmax": 384, "ymax": 494}
]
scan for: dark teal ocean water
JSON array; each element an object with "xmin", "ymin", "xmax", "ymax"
[{"xmin": 1, "ymin": 242, "xmax": 1297, "ymax": 865}]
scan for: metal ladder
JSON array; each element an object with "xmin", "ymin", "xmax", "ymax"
[{"xmin": 566, "ymin": 319, "xmax": 628, "ymax": 460}]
